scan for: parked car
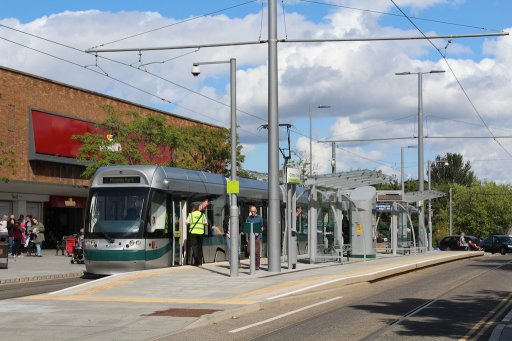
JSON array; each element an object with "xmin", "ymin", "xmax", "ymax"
[
  {"xmin": 480, "ymin": 235, "xmax": 512, "ymax": 255},
  {"xmin": 439, "ymin": 235, "xmax": 481, "ymax": 251}
]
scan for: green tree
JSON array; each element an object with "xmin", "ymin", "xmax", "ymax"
[
  {"xmin": 73, "ymin": 105, "xmax": 244, "ymax": 178},
  {"xmin": 428, "ymin": 152, "xmax": 478, "ymax": 244},
  {"xmin": 436, "ymin": 182, "xmax": 512, "ymax": 239},
  {"xmin": 175, "ymin": 125, "xmax": 244, "ymax": 175},
  {"xmin": 431, "ymin": 152, "xmax": 476, "ymax": 186},
  {"xmin": 73, "ymin": 105, "xmax": 183, "ymax": 178},
  {"xmin": 0, "ymin": 141, "xmax": 16, "ymax": 182}
]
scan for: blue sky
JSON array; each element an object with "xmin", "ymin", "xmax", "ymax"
[{"xmin": 1, "ymin": 1, "xmax": 512, "ymax": 183}]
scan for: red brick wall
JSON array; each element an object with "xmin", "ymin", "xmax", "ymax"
[{"xmin": 0, "ymin": 66, "xmax": 216, "ymax": 186}]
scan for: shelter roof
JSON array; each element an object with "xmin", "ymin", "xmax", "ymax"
[
  {"xmin": 403, "ymin": 190, "xmax": 445, "ymax": 203},
  {"xmin": 304, "ymin": 170, "xmax": 392, "ymax": 191}
]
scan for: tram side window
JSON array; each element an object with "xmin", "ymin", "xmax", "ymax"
[
  {"xmin": 188, "ymin": 195, "xmax": 227, "ymax": 237},
  {"xmin": 209, "ymin": 196, "xmax": 226, "ymax": 236},
  {"xmin": 147, "ymin": 190, "xmax": 167, "ymax": 238}
]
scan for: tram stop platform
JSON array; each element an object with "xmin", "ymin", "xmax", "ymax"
[{"xmin": 1, "ymin": 249, "xmax": 509, "ymax": 340}]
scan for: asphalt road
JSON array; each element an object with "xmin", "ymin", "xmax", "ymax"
[{"xmin": 162, "ymin": 254, "xmax": 512, "ymax": 341}]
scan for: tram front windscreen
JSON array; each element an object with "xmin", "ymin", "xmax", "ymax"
[{"xmin": 87, "ymin": 187, "xmax": 148, "ymax": 239}]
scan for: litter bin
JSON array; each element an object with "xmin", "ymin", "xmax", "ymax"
[
  {"xmin": 0, "ymin": 231, "xmax": 8, "ymax": 269},
  {"xmin": 65, "ymin": 236, "xmax": 77, "ymax": 257}
]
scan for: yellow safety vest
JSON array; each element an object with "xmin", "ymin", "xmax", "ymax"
[{"xmin": 188, "ymin": 210, "xmax": 205, "ymax": 235}]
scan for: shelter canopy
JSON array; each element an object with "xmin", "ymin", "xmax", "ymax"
[{"xmin": 304, "ymin": 170, "xmax": 392, "ymax": 191}]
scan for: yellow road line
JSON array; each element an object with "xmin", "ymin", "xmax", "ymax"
[
  {"xmin": 20, "ymin": 295, "xmax": 257, "ymax": 305},
  {"xmin": 459, "ymin": 291, "xmax": 512, "ymax": 341}
]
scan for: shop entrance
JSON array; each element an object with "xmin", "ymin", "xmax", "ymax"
[
  {"xmin": 44, "ymin": 196, "xmax": 86, "ymax": 248},
  {"xmin": 44, "ymin": 208, "xmax": 84, "ymax": 247}
]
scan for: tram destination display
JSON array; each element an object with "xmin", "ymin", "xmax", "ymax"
[{"xmin": 102, "ymin": 176, "xmax": 141, "ymax": 184}]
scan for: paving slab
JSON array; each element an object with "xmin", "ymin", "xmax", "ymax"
[{"xmin": 0, "ymin": 249, "xmax": 85, "ymax": 284}]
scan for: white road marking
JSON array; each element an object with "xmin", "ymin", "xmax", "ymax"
[
  {"xmin": 267, "ymin": 263, "xmax": 413, "ymax": 300},
  {"xmin": 266, "ymin": 254, "xmax": 469, "ymax": 300},
  {"xmin": 229, "ymin": 296, "xmax": 342, "ymax": 333},
  {"xmin": 48, "ymin": 273, "xmax": 122, "ymax": 295}
]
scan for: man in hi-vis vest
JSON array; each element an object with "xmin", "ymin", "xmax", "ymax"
[{"xmin": 186, "ymin": 204, "xmax": 208, "ymax": 266}]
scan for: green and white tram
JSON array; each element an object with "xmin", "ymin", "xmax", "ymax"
[{"xmin": 84, "ymin": 165, "xmax": 304, "ymax": 275}]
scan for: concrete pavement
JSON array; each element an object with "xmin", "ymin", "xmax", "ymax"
[
  {"xmin": 0, "ymin": 249, "xmax": 85, "ymax": 284},
  {"xmin": 0, "ymin": 249, "xmax": 509, "ymax": 340}
]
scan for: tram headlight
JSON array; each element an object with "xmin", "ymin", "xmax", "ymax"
[
  {"xmin": 129, "ymin": 240, "xmax": 135, "ymax": 246},
  {"xmin": 85, "ymin": 240, "xmax": 98, "ymax": 248},
  {"xmin": 136, "ymin": 240, "xmax": 142, "ymax": 246}
]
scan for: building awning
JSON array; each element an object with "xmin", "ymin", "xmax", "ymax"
[{"xmin": 45, "ymin": 195, "xmax": 87, "ymax": 208}]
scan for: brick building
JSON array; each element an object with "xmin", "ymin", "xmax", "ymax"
[{"xmin": 0, "ymin": 66, "xmax": 217, "ymax": 242}]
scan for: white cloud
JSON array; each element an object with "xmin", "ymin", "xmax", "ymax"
[{"xmin": 2, "ymin": 4, "xmax": 511, "ymax": 183}]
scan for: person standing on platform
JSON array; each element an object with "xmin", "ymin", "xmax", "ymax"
[
  {"xmin": 32, "ymin": 217, "xmax": 45, "ymax": 257},
  {"xmin": 12, "ymin": 220, "xmax": 25, "ymax": 257},
  {"xmin": 7, "ymin": 214, "xmax": 15, "ymax": 255},
  {"xmin": 246, "ymin": 206, "xmax": 264, "ymax": 270},
  {"xmin": 186, "ymin": 204, "xmax": 207, "ymax": 266}
]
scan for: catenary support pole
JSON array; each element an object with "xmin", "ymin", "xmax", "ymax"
[
  {"xmin": 229, "ymin": 58, "xmax": 239, "ymax": 277},
  {"xmin": 267, "ymin": 0, "xmax": 280, "ymax": 272}
]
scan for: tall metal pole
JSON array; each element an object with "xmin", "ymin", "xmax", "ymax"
[
  {"xmin": 428, "ymin": 160, "xmax": 432, "ymax": 252},
  {"xmin": 309, "ymin": 104, "xmax": 313, "ymax": 176},
  {"xmin": 268, "ymin": 0, "xmax": 280, "ymax": 272},
  {"xmin": 191, "ymin": 59, "xmax": 239, "ymax": 276},
  {"xmin": 308, "ymin": 104, "xmax": 330, "ymax": 176},
  {"xmin": 331, "ymin": 142, "xmax": 336, "ymax": 174},
  {"xmin": 401, "ymin": 147, "xmax": 405, "ymax": 194},
  {"xmin": 418, "ymin": 72, "xmax": 426, "ymax": 251},
  {"xmin": 229, "ymin": 58, "xmax": 239, "ymax": 277},
  {"xmin": 287, "ymin": 183, "xmax": 293, "ymax": 270},
  {"xmin": 449, "ymin": 188, "xmax": 453, "ymax": 235},
  {"xmin": 396, "ymin": 70, "xmax": 444, "ymax": 252},
  {"xmin": 401, "ymin": 145, "xmax": 416, "ymax": 194}
]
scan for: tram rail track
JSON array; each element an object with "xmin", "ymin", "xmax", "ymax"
[{"xmin": 360, "ymin": 258, "xmax": 512, "ymax": 341}]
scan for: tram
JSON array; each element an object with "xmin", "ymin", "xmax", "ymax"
[{"xmin": 84, "ymin": 165, "xmax": 309, "ymax": 275}]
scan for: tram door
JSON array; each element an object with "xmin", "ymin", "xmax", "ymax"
[
  {"xmin": 178, "ymin": 200, "xmax": 188, "ymax": 265},
  {"xmin": 169, "ymin": 198, "xmax": 182, "ymax": 266},
  {"xmin": 145, "ymin": 190, "xmax": 171, "ymax": 268}
]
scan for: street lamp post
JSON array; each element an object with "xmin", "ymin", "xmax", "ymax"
[
  {"xmin": 331, "ymin": 142, "xmax": 336, "ymax": 174},
  {"xmin": 309, "ymin": 104, "xmax": 331, "ymax": 176},
  {"xmin": 192, "ymin": 58, "xmax": 239, "ymax": 277},
  {"xmin": 401, "ymin": 145, "xmax": 416, "ymax": 194},
  {"xmin": 428, "ymin": 160, "xmax": 433, "ymax": 252},
  {"xmin": 396, "ymin": 70, "xmax": 445, "ymax": 251}
]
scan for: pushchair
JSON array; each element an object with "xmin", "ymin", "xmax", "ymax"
[
  {"xmin": 468, "ymin": 239, "xmax": 481, "ymax": 251},
  {"xmin": 24, "ymin": 233, "xmax": 37, "ymax": 256},
  {"xmin": 70, "ymin": 237, "xmax": 84, "ymax": 264}
]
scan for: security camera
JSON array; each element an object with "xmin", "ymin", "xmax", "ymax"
[{"xmin": 191, "ymin": 65, "xmax": 201, "ymax": 77}]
